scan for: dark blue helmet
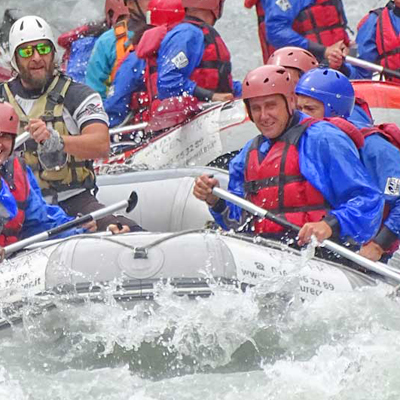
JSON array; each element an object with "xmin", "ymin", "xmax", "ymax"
[{"xmin": 295, "ymin": 68, "xmax": 355, "ymax": 118}]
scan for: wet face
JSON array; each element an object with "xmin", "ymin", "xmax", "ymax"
[
  {"xmin": 15, "ymin": 40, "xmax": 55, "ymax": 90},
  {"xmin": 296, "ymin": 95, "xmax": 325, "ymax": 118},
  {"xmin": 0, "ymin": 133, "xmax": 14, "ymax": 165},
  {"xmin": 249, "ymin": 94, "xmax": 292, "ymax": 139}
]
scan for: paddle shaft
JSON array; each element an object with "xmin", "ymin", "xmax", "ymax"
[
  {"xmin": 212, "ymin": 187, "xmax": 400, "ymax": 283},
  {"xmin": 109, "ymin": 123, "xmax": 148, "ymax": 136},
  {"xmin": 4, "ymin": 191, "xmax": 138, "ymax": 256},
  {"xmin": 345, "ymin": 56, "xmax": 400, "ymax": 80},
  {"xmin": 15, "ymin": 132, "xmax": 31, "ymax": 149}
]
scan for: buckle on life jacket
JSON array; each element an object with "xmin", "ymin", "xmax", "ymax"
[{"xmin": 114, "ymin": 20, "xmax": 128, "ymax": 40}]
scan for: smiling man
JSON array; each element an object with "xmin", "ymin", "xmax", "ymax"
[
  {"xmin": 0, "ymin": 15, "xmax": 142, "ymax": 233},
  {"xmin": 193, "ymin": 65, "xmax": 384, "ymax": 248}
]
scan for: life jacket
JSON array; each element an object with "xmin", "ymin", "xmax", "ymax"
[
  {"xmin": 109, "ymin": 20, "xmax": 135, "ymax": 84},
  {"xmin": 1, "ymin": 74, "xmax": 96, "ymax": 204},
  {"xmin": 137, "ymin": 16, "xmax": 233, "ymax": 113},
  {"xmin": 374, "ymin": 6, "xmax": 400, "ymax": 83},
  {"xmin": 244, "ymin": 115, "xmax": 364, "ymax": 234},
  {"xmin": 263, "ymin": 0, "xmax": 350, "ymax": 61},
  {"xmin": 0, "ymin": 156, "xmax": 30, "ymax": 246}
]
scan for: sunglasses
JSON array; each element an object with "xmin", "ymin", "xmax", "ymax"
[{"xmin": 17, "ymin": 43, "xmax": 53, "ymax": 58}]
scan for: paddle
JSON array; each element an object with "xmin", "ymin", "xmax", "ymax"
[
  {"xmin": 14, "ymin": 131, "xmax": 31, "ymax": 149},
  {"xmin": 109, "ymin": 122, "xmax": 148, "ymax": 136},
  {"xmin": 212, "ymin": 187, "xmax": 400, "ymax": 283},
  {"xmin": 345, "ymin": 55, "xmax": 400, "ymax": 80},
  {"xmin": 3, "ymin": 191, "xmax": 138, "ymax": 257}
]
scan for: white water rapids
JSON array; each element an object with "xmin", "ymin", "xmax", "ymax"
[{"xmin": 1, "ymin": 1, "xmax": 400, "ymax": 399}]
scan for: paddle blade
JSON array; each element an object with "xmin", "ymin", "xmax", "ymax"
[{"xmin": 126, "ymin": 191, "xmax": 138, "ymax": 213}]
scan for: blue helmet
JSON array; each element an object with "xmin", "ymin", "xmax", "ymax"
[{"xmin": 295, "ymin": 68, "xmax": 355, "ymax": 118}]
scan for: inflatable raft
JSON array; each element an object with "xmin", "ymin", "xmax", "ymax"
[{"xmin": 0, "ymin": 167, "xmax": 396, "ymax": 331}]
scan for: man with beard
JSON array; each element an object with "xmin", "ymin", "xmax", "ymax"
[{"xmin": 1, "ymin": 15, "xmax": 142, "ymax": 234}]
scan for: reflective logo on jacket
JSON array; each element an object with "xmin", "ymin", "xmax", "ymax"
[
  {"xmin": 2, "ymin": 74, "xmax": 96, "ymax": 203},
  {"xmin": 0, "ymin": 156, "xmax": 29, "ymax": 246}
]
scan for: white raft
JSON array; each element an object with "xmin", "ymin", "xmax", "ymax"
[
  {"xmin": 0, "ymin": 167, "xmax": 395, "ymax": 330},
  {"xmin": 95, "ymin": 100, "xmax": 259, "ymax": 173}
]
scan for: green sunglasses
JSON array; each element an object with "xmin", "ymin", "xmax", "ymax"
[{"xmin": 17, "ymin": 43, "xmax": 53, "ymax": 58}]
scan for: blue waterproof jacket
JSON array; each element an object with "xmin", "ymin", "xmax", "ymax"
[
  {"xmin": 67, "ymin": 36, "xmax": 99, "ymax": 84},
  {"xmin": 85, "ymin": 28, "xmax": 134, "ymax": 99},
  {"xmin": 0, "ymin": 177, "xmax": 17, "ymax": 228},
  {"xmin": 342, "ymin": 6, "xmax": 400, "ymax": 79},
  {"xmin": 261, "ymin": 0, "xmax": 348, "ymax": 59},
  {"xmin": 157, "ymin": 23, "xmax": 242, "ymax": 100},
  {"xmin": 349, "ymin": 105, "xmax": 400, "ymax": 244},
  {"xmin": 104, "ymin": 51, "xmax": 146, "ymax": 127},
  {"xmin": 210, "ymin": 111, "xmax": 383, "ymax": 244},
  {"xmin": 19, "ymin": 167, "xmax": 82, "ymax": 240}
]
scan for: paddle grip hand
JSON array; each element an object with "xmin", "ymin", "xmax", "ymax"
[
  {"xmin": 298, "ymin": 221, "xmax": 333, "ymax": 246},
  {"xmin": 325, "ymin": 40, "xmax": 348, "ymax": 70},
  {"xmin": 107, "ymin": 223, "xmax": 130, "ymax": 234},
  {"xmin": 193, "ymin": 174, "xmax": 220, "ymax": 207},
  {"xmin": 359, "ymin": 241, "xmax": 384, "ymax": 262}
]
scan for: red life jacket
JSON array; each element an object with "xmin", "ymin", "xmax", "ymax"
[
  {"xmin": 262, "ymin": 0, "xmax": 350, "ymax": 61},
  {"xmin": 136, "ymin": 16, "xmax": 233, "ymax": 113},
  {"xmin": 0, "ymin": 156, "xmax": 30, "ymax": 247},
  {"xmin": 249, "ymin": 0, "xmax": 269, "ymax": 64},
  {"xmin": 244, "ymin": 116, "xmax": 364, "ymax": 234},
  {"xmin": 374, "ymin": 7, "xmax": 400, "ymax": 83}
]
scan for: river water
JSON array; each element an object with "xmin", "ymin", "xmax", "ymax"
[{"xmin": 1, "ymin": 1, "xmax": 399, "ymax": 399}]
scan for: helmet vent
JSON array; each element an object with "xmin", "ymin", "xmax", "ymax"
[
  {"xmin": 36, "ymin": 19, "xmax": 43, "ymax": 28},
  {"xmin": 323, "ymin": 70, "xmax": 328, "ymax": 75},
  {"xmin": 263, "ymin": 78, "xmax": 269, "ymax": 83},
  {"xmin": 19, "ymin": 21, "xmax": 24, "ymax": 31}
]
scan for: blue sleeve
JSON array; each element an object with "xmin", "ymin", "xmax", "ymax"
[
  {"xmin": 0, "ymin": 177, "xmax": 17, "ymax": 226},
  {"xmin": 210, "ymin": 139, "xmax": 260, "ymax": 229},
  {"xmin": 67, "ymin": 36, "xmax": 98, "ymax": 84},
  {"xmin": 85, "ymin": 30, "xmax": 118, "ymax": 99},
  {"xmin": 262, "ymin": 0, "xmax": 311, "ymax": 50},
  {"xmin": 360, "ymin": 135, "xmax": 400, "ymax": 237},
  {"xmin": 233, "ymin": 81, "xmax": 242, "ymax": 98},
  {"xmin": 157, "ymin": 24, "xmax": 205, "ymax": 99},
  {"xmin": 298, "ymin": 121, "xmax": 384, "ymax": 243},
  {"xmin": 344, "ymin": 13, "xmax": 378, "ymax": 80},
  {"xmin": 104, "ymin": 52, "xmax": 146, "ymax": 128},
  {"xmin": 20, "ymin": 168, "xmax": 82, "ymax": 239}
]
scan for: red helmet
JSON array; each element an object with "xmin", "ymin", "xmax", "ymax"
[
  {"xmin": 147, "ymin": 0, "xmax": 185, "ymax": 26},
  {"xmin": 105, "ymin": 0, "xmax": 129, "ymax": 27},
  {"xmin": 0, "ymin": 101, "xmax": 19, "ymax": 136},
  {"xmin": 181, "ymin": 0, "xmax": 225, "ymax": 20},
  {"xmin": 267, "ymin": 46, "xmax": 319, "ymax": 74},
  {"xmin": 242, "ymin": 65, "xmax": 296, "ymax": 116}
]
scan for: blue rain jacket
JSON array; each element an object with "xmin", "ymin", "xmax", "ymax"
[
  {"xmin": 85, "ymin": 28, "xmax": 134, "ymax": 99},
  {"xmin": 157, "ymin": 22, "xmax": 242, "ymax": 100},
  {"xmin": 67, "ymin": 36, "xmax": 99, "ymax": 83},
  {"xmin": 343, "ymin": 7, "xmax": 400, "ymax": 79},
  {"xmin": 211, "ymin": 111, "xmax": 384, "ymax": 244},
  {"xmin": 104, "ymin": 51, "xmax": 146, "ymax": 128},
  {"xmin": 0, "ymin": 177, "xmax": 17, "ymax": 227},
  {"xmin": 349, "ymin": 105, "xmax": 400, "ymax": 239}
]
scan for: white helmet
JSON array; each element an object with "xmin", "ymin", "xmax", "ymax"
[{"xmin": 9, "ymin": 15, "xmax": 56, "ymax": 72}]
